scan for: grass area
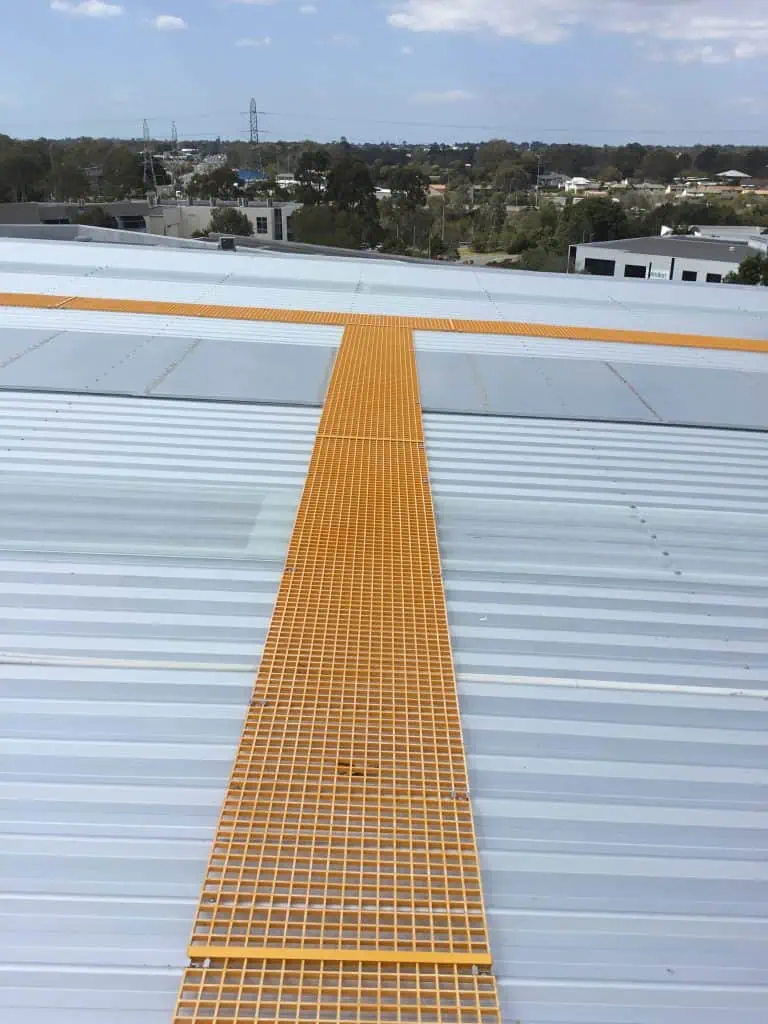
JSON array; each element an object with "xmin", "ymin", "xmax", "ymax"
[{"xmin": 458, "ymin": 245, "xmax": 519, "ymax": 265}]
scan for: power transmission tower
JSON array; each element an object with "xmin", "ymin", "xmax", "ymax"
[
  {"xmin": 170, "ymin": 121, "xmax": 179, "ymax": 188},
  {"xmin": 249, "ymin": 97, "xmax": 263, "ymax": 175},
  {"xmin": 249, "ymin": 98, "xmax": 260, "ymax": 145},
  {"xmin": 142, "ymin": 119, "xmax": 158, "ymax": 192}
]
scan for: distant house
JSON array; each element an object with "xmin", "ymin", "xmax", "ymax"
[
  {"xmin": 538, "ymin": 171, "xmax": 568, "ymax": 189},
  {"xmin": 716, "ymin": 169, "xmax": 752, "ymax": 182},
  {"xmin": 564, "ymin": 176, "xmax": 595, "ymax": 193}
]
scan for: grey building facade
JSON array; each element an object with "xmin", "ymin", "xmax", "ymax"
[
  {"xmin": 0, "ymin": 200, "xmax": 298, "ymax": 242},
  {"xmin": 571, "ymin": 236, "xmax": 750, "ymax": 284}
]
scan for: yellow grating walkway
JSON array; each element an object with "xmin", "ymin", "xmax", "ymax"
[
  {"xmin": 173, "ymin": 325, "xmax": 501, "ymax": 1023},
  {"xmin": 1, "ymin": 290, "xmax": 767, "ymax": 352}
]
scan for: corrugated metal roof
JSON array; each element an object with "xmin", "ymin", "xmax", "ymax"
[
  {"xmin": 584, "ymin": 236, "xmax": 751, "ymax": 261},
  {"xmin": 1, "ymin": 233, "xmax": 767, "ymax": 1024},
  {"xmin": 2, "ymin": 305, "xmax": 768, "ymax": 429},
  {"xmin": 2, "ymin": 394, "xmax": 766, "ymax": 1024},
  {"xmin": 2, "ymin": 236, "xmax": 768, "ymax": 337},
  {"xmin": 425, "ymin": 412, "xmax": 768, "ymax": 1024},
  {"xmin": 0, "ymin": 392, "xmax": 320, "ymax": 1023}
]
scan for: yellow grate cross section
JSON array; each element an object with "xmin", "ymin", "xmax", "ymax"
[
  {"xmin": 1, "ymin": 290, "xmax": 766, "ymax": 352},
  {"xmin": 173, "ymin": 324, "xmax": 501, "ymax": 1022}
]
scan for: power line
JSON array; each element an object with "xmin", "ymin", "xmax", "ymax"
[{"xmin": 3, "ymin": 105, "xmax": 767, "ymax": 141}]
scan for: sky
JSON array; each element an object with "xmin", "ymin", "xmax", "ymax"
[{"xmin": 1, "ymin": 1, "xmax": 767, "ymax": 144}]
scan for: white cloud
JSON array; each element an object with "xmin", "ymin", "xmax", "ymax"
[
  {"xmin": 50, "ymin": 0, "xmax": 123, "ymax": 16},
  {"xmin": 152, "ymin": 14, "xmax": 188, "ymax": 30},
  {"xmin": 387, "ymin": 1, "xmax": 768, "ymax": 61},
  {"xmin": 413, "ymin": 88, "xmax": 475, "ymax": 103},
  {"xmin": 235, "ymin": 35, "xmax": 273, "ymax": 46},
  {"xmin": 299, "ymin": 3, "xmax": 318, "ymax": 12},
  {"xmin": 401, "ymin": 44, "xmax": 414, "ymax": 53}
]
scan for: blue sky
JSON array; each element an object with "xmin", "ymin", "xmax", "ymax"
[{"xmin": 1, "ymin": 1, "xmax": 767, "ymax": 144}]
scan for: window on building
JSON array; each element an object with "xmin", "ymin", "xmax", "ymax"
[
  {"xmin": 624, "ymin": 264, "xmax": 647, "ymax": 279},
  {"xmin": 681, "ymin": 270, "xmax": 698, "ymax": 282},
  {"xmin": 274, "ymin": 207, "xmax": 283, "ymax": 241},
  {"xmin": 584, "ymin": 257, "xmax": 616, "ymax": 277},
  {"xmin": 706, "ymin": 272, "xmax": 722, "ymax": 283},
  {"xmin": 255, "ymin": 217, "xmax": 268, "ymax": 235},
  {"xmin": 121, "ymin": 216, "xmax": 146, "ymax": 231}
]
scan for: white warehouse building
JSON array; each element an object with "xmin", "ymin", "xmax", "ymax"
[{"xmin": 570, "ymin": 235, "xmax": 755, "ymax": 284}]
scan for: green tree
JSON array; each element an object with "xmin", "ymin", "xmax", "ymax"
[
  {"xmin": 101, "ymin": 146, "xmax": 145, "ymax": 200},
  {"xmin": 381, "ymin": 166, "xmax": 430, "ymax": 250},
  {"xmin": 596, "ymin": 165, "xmax": 622, "ymax": 183},
  {"xmin": 208, "ymin": 206, "xmax": 254, "ymax": 236},
  {"xmin": 326, "ymin": 156, "xmax": 376, "ymax": 212},
  {"xmin": 49, "ymin": 158, "xmax": 89, "ymax": 201},
  {"xmin": 326, "ymin": 156, "xmax": 380, "ymax": 243},
  {"xmin": 73, "ymin": 206, "xmax": 118, "ymax": 229},
  {"xmin": 559, "ymin": 197, "xmax": 630, "ymax": 245},
  {"xmin": 474, "ymin": 140, "xmax": 519, "ymax": 178},
  {"xmin": 614, "ymin": 143, "xmax": 647, "ymax": 180},
  {"xmin": 388, "ymin": 165, "xmax": 429, "ymax": 210},
  {"xmin": 187, "ymin": 167, "xmax": 240, "ymax": 200},
  {"xmin": 493, "ymin": 160, "xmax": 530, "ymax": 195},
  {"xmin": 487, "ymin": 192, "xmax": 508, "ymax": 234},
  {"xmin": 726, "ymin": 253, "xmax": 768, "ymax": 285},
  {"xmin": 742, "ymin": 148, "xmax": 768, "ymax": 178},
  {"xmin": 694, "ymin": 146, "xmax": 721, "ymax": 175},
  {"xmin": 0, "ymin": 145, "xmax": 49, "ymax": 202},
  {"xmin": 640, "ymin": 148, "xmax": 681, "ymax": 184},
  {"xmin": 638, "ymin": 199, "xmax": 746, "ymax": 235},
  {"xmin": 291, "ymin": 205, "xmax": 371, "ymax": 249},
  {"xmin": 518, "ymin": 245, "xmax": 568, "ymax": 273},
  {"xmin": 294, "ymin": 147, "xmax": 331, "ymax": 204}
]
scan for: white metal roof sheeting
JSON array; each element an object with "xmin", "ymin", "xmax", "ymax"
[
  {"xmin": 415, "ymin": 348, "xmax": 768, "ymax": 430},
  {"xmin": 0, "ymin": 321, "xmax": 339, "ymax": 405},
  {"xmin": 0, "ymin": 392, "xmax": 320, "ymax": 1023},
  {"xmin": 424, "ymin": 412, "xmax": 768, "ymax": 1024},
  {"xmin": 2, "ymin": 309, "xmax": 767, "ymax": 429},
  {"xmin": 2, "ymin": 235, "xmax": 768, "ymax": 338},
  {"xmin": 0, "ymin": 305, "xmax": 344, "ymax": 346},
  {"xmin": 416, "ymin": 329, "xmax": 768, "ymax": 371}
]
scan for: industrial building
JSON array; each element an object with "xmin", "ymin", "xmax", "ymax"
[
  {"xmin": 0, "ymin": 199, "xmax": 298, "ymax": 241},
  {"xmin": 570, "ymin": 234, "xmax": 761, "ymax": 283},
  {"xmin": 0, "ymin": 231, "xmax": 766, "ymax": 1024}
]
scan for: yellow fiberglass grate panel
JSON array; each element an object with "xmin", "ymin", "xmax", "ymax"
[
  {"xmin": 317, "ymin": 325, "xmax": 423, "ymax": 441},
  {"xmin": 1, "ymin": 290, "xmax": 767, "ymax": 352},
  {"xmin": 175, "ymin": 960, "xmax": 500, "ymax": 1023},
  {"xmin": 173, "ymin": 324, "xmax": 500, "ymax": 1022}
]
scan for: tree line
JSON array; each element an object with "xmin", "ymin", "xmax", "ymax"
[
  {"xmin": 4, "ymin": 133, "xmax": 768, "ymax": 207},
  {"xmin": 0, "ymin": 135, "xmax": 170, "ymax": 203}
]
